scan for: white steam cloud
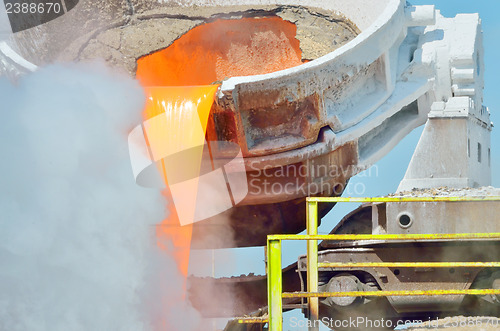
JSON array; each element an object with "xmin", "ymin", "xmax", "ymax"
[{"xmin": 0, "ymin": 63, "xmax": 202, "ymax": 331}]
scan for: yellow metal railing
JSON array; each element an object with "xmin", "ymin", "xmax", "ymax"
[
  {"xmin": 237, "ymin": 317, "xmax": 268, "ymax": 324},
  {"xmin": 266, "ymin": 196, "xmax": 500, "ymax": 331}
]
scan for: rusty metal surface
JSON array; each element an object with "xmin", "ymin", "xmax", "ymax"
[
  {"xmin": 238, "ymin": 140, "xmax": 358, "ymax": 206},
  {"xmin": 215, "ymin": 59, "xmax": 385, "ymax": 158},
  {"xmin": 238, "ymin": 93, "xmax": 322, "ymax": 154}
]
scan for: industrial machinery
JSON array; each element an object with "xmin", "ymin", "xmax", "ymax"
[
  {"xmin": 2, "ymin": 0, "xmax": 499, "ymax": 329},
  {"xmin": 4, "ymin": 0, "xmax": 490, "ymax": 249},
  {"xmin": 299, "ymin": 195, "xmax": 500, "ymax": 330}
]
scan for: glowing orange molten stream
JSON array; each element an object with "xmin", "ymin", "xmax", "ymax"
[
  {"xmin": 136, "ymin": 17, "xmax": 304, "ymax": 281},
  {"xmin": 136, "ymin": 16, "xmax": 304, "ymax": 86},
  {"xmin": 140, "ymin": 85, "xmax": 218, "ymax": 278}
]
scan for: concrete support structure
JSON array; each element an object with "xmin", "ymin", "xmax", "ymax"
[
  {"xmin": 399, "ymin": 97, "xmax": 492, "ymax": 191},
  {"xmin": 398, "ymin": 12, "xmax": 491, "ymax": 191}
]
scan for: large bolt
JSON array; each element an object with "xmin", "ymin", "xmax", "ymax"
[{"xmin": 325, "ymin": 274, "xmax": 364, "ymax": 308}]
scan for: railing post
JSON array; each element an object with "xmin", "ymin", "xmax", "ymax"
[
  {"xmin": 307, "ymin": 200, "xmax": 319, "ymax": 331},
  {"xmin": 267, "ymin": 238, "xmax": 282, "ymax": 331}
]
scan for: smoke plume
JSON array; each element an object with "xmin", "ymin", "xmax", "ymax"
[{"xmin": 0, "ymin": 62, "xmax": 202, "ymax": 331}]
